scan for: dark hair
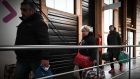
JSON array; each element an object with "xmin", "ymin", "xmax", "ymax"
[
  {"xmin": 109, "ymin": 25, "xmax": 114, "ymax": 28},
  {"xmin": 109, "ymin": 25, "xmax": 116, "ymax": 31},
  {"xmin": 21, "ymin": 1, "xmax": 36, "ymax": 11}
]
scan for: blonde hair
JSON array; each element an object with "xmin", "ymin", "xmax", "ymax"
[{"xmin": 81, "ymin": 25, "xmax": 93, "ymax": 32}]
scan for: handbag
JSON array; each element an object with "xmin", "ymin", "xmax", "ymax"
[{"xmin": 73, "ymin": 50, "xmax": 93, "ymax": 68}]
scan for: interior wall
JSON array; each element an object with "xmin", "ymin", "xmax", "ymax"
[
  {"xmin": 0, "ymin": 0, "xmax": 23, "ymax": 78},
  {"xmin": 47, "ymin": 8, "xmax": 78, "ymax": 74},
  {"xmin": 136, "ymin": 0, "xmax": 140, "ymax": 56}
]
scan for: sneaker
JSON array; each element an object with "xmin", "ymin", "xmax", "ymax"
[{"xmin": 108, "ymin": 69, "xmax": 115, "ymax": 74}]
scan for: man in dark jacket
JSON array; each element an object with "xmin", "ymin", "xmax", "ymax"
[
  {"xmin": 15, "ymin": 1, "xmax": 50, "ymax": 79},
  {"xmin": 107, "ymin": 25, "xmax": 123, "ymax": 73}
]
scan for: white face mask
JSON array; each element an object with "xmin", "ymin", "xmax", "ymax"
[{"xmin": 43, "ymin": 65, "xmax": 50, "ymax": 71}]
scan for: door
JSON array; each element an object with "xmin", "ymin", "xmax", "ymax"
[{"xmin": 127, "ymin": 30, "xmax": 134, "ymax": 58}]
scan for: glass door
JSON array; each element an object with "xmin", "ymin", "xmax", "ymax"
[{"xmin": 127, "ymin": 30, "xmax": 134, "ymax": 58}]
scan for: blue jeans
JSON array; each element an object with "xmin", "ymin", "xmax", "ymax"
[{"xmin": 15, "ymin": 60, "xmax": 40, "ymax": 79}]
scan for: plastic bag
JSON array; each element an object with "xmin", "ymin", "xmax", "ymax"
[
  {"xmin": 102, "ymin": 52, "xmax": 110, "ymax": 62},
  {"xmin": 84, "ymin": 68, "xmax": 105, "ymax": 79},
  {"xmin": 118, "ymin": 51, "xmax": 129, "ymax": 63}
]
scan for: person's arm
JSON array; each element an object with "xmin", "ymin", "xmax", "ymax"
[
  {"xmin": 117, "ymin": 32, "xmax": 122, "ymax": 51},
  {"xmin": 107, "ymin": 34, "xmax": 110, "ymax": 45},
  {"xmin": 36, "ymin": 21, "xmax": 49, "ymax": 45},
  {"xmin": 35, "ymin": 20, "xmax": 50, "ymax": 66},
  {"xmin": 87, "ymin": 36, "xmax": 97, "ymax": 61}
]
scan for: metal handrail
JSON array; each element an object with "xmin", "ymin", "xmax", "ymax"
[
  {"xmin": 37, "ymin": 59, "xmax": 130, "ymax": 79},
  {"xmin": 38, "ymin": 57, "xmax": 140, "ymax": 79},
  {"xmin": 111, "ymin": 56, "xmax": 140, "ymax": 79},
  {"xmin": 0, "ymin": 45, "xmax": 139, "ymax": 51},
  {"xmin": 0, "ymin": 45, "xmax": 140, "ymax": 79}
]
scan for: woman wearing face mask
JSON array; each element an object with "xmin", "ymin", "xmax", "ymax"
[{"xmin": 107, "ymin": 25, "xmax": 123, "ymax": 74}]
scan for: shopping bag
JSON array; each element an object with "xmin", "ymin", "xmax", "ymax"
[
  {"xmin": 118, "ymin": 51, "xmax": 129, "ymax": 63},
  {"xmin": 102, "ymin": 52, "xmax": 110, "ymax": 62},
  {"xmin": 74, "ymin": 51, "xmax": 93, "ymax": 68},
  {"xmin": 84, "ymin": 68, "xmax": 105, "ymax": 79}
]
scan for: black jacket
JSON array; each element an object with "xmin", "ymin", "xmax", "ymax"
[
  {"xmin": 15, "ymin": 13, "xmax": 49, "ymax": 62},
  {"xmin": 79, "ymin": 32, "xmax": 97, "ymax": 60},
  {"xmin": 107, "ymin": 31, "xmax": 121, "ymax": 57}
]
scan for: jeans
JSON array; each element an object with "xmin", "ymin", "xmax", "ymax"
[{"xmin": 15, "ymin": 60, "xmax": 40, "ymax": 79}]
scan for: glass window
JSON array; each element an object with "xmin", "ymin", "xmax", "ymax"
[
  {"xmin": 46, "ymin": 0, "xmax": 55, "ymax": 8},
  {"xmin": 104, "ymin": 0, "xmax": 113, "ymax": 32},
  {"xmin": 46, "ymin": 0, "xmax": 74, "ymax": 14},
  {"xmin": 103, "ymin": 33, "xmax": 108, "ymax": 52},
  {"xmin": 55, "ymin": 0, "xmax": 67, "ymax": 12},
  {"xmin": 66, "ymin": 0, "xmax": 74, "ymax": 14},
  {"xmin": 103, "ymin": 0, "xmax": 113, "ymax": 52},
  {"xmin": 104, "ymin": 0, "xmax": 113, "ymax": 4},
  {"xmin": 104, "ymin": 9, "xmax": 113, "ymax": 32}
]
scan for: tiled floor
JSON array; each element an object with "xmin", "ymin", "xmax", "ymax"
[
  {"xmin": 53, "ymin": 58, "xmax": 140, "ymax": 79},
  {"xmin": 103, "ymin": 58, "xmax": 140, "ymax": 79}
]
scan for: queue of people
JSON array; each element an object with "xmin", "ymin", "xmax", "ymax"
[
  {"xmin": 14, "ymin": 1, "xmax": 124, "ymax": 79},
  {"xmin": 73, "ymin": 25, "xmax": 124, "ymax": 79}
]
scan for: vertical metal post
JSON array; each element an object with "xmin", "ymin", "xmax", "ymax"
[
  {"xmin": 129, "ymin": 46, "xmax": 131, "ymax": 79},
  {"xmin": 97, "ymin": 48, "xmax": 99, "ymax": 79}
]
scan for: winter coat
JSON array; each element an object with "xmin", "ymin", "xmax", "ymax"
[
  {"xmin": 34, "ymin": 65, "xmax": 53, "ymax": 79},
  {"xmin": 79, "ymin": 32, "xmax": 97, "ymax": 60},
  {"xmin": 15, "ymin": 13, "xmax": 49, "ymax": 62},
  {"xmin": 107, "ymin": 31, "xmax": 121, "ymax": 58}
]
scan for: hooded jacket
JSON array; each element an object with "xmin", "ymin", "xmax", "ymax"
[{"xmin": 15, "ymin": 13, "xmax": 49, "ymax": 62}]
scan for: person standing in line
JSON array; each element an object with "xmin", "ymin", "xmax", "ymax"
[
  {"xmin": 107, "ymin": 25, "xmax": 123, "ymax": 74},
  {"xmin": 80, "ymin": 25, "xmax": 97, "ymax": 65},
  {"xmin": 15, "ymin": 1, "xmax": 51, "ymax": 79},
  {"xmin": 78, "ymin": 25, "xmax": 97, "ymax": 78}
]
